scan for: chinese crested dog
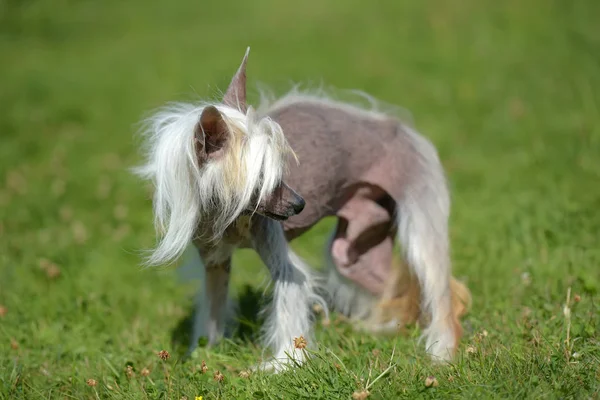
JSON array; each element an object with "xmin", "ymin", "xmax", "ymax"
[{"xmin": 134, "ymin": 48, "xmax": 471, "ymax": 372}]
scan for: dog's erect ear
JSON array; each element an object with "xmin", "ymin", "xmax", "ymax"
[
  {"xmin": 195, "ymin": 105, "xmax": 229, "ymax": 159},
  {"xmin": 222, "ymin": 47, "xmax": 250, "ymax": 113}
]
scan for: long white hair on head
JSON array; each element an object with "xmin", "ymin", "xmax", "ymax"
[{"xmin": 133, "ymin": 101, "xmax": 294, "ymax": 266}]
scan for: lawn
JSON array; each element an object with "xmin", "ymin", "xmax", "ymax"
[{"xmin": 1, "ymin": 0, "xmax": 599, "ymax": 398}]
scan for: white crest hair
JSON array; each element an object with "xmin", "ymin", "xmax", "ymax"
[{"xmin": 134, "ymin": 102, "xmax": 294, "ymax": 266}]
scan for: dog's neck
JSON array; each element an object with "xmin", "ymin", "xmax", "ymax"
[
  {"xmin": 193, "ymin": 215, "xmax": 253, "ymax": 265},
  {"xmin": 225, "ymin": 214, "xmax": 253, "ymax": 243}
]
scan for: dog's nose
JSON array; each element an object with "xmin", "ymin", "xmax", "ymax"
[{"xmin": 293, "ymin": 198, "xmax": 306, "ymax": 214}]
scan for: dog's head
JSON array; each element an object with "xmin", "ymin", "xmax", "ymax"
[
  {"xmin": 135, "ymin": 48, "xmax": 305, "ymax": 265},
  {"xmin": 193, "ymin": 48, "xmax": 305, "ymax": 223}
]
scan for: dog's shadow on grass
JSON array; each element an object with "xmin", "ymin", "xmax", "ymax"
[{"xmin": 170, "ymin": 284, "xmax": 268, "ymax": 359}]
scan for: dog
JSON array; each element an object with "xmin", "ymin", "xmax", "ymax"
[{"xmin": 134, "ymin": 48, "xmax": 470, "ymax": 372}]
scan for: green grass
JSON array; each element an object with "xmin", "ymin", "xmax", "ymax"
[{"xmin": 1, "ymin": 0, "xmax": 600, "ymax": 398}]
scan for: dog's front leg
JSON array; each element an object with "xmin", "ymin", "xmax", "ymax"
[
  {"xmin": 251, "ymin": 217, "xmax": 325, "ymax": 373},
  {"xmin": 189, "ymin": 254, "xmax": 231, "ymax": 353}
]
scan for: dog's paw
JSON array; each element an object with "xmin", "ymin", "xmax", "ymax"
[
  {"xmin": 422, "ymin": 321, "xmax": 459, "ymax": 363},
  {"xmin": 252, "ymin": 348, "xmax": 308, "ymax": 374}
]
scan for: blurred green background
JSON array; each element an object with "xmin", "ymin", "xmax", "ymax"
[{"xmin": 1, "ymin": 0, "xmax": 599, "ymax": 398}]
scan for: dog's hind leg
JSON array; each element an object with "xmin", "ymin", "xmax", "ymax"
[
  {"xmin": 396, "ymin": 195, "xmax": 461, "ymax": 362},
  {"xmin": 189, "ymin": 253, "xmax": 231, "ymax": 353},
  {"xmin": 392, "ymin": 127, "xmax": 462, "ymax": 362},
  {"xmin": 325, "ymin": 196, "xmax": 421, "ymax": 334},
  {"xmin": 325, "ymin": 195, "xmax": 470, "ymax": 358},
  {"xmin": 324, "ymin": 194, "xmax": 393, "ymax": 322},
  {"xmin": 251, "ymin": 217, "xmax": 325, "ymax": 373}
]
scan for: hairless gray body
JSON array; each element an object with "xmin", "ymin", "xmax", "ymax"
[{"xmin": 262, "ymin": 97, "xmax": 418, "ymax": 296}]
